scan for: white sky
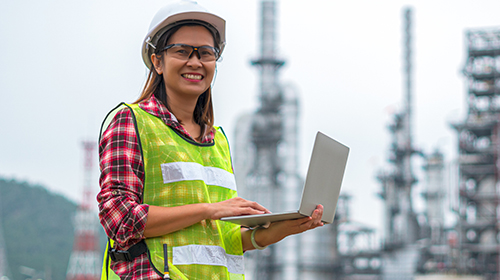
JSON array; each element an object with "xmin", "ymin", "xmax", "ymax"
[{"xmin": 1, "ymin": 0, "xmax": 500, "ymax": 241}]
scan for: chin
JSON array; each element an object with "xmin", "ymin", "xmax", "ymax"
[{"xmin": 183, "ymin": 85, "xmax": 210, "ymax": 95}]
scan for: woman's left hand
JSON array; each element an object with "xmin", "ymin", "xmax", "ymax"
[
  {"xmin": 269, "ymin": 204, "xmax": 324, "ymax": 237},
  {"xmin": 245, "ymin": 205, "xmax": 324, "ymax": 250}
]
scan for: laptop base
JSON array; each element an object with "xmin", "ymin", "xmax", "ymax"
[{"xmin": 221, "ymin": 211, "xmax": 307, "ymax": 227}]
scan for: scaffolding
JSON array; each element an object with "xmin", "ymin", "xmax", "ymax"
[
  {"xmin": 450, "ymin": 28, "xmax": 500, "ymax": 279},
  {"xmin": 337, "ymin": 195, "xmax": 382, "ymax": 280}
]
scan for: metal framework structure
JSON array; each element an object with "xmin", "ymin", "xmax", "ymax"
[
  {"xmin": 337, "ymin": 195, "xmax": 382, "ymax": 280},
  {"xmin": 450, "ymin": 28, "xmax": 500, "ymax": 279},
  {"xmin": 233, "ymin": 1, "xmax": 340, "ymax": 279},
  {"xmin": 66, "ymin": 141, "xmax": 101, "ymax": 280}
]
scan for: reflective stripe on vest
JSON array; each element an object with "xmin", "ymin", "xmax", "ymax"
[
  {"xmin": 161, "ymin": 162, "xmax": 237, "ymax": 191},
  {"xmin": 173, "ymin": 245, "xmax": 244, "ymax": 274}
]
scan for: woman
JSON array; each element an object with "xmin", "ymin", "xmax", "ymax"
[{"xmin": 97, "ymin": 1, "xmax": 324, "ymax": 279}]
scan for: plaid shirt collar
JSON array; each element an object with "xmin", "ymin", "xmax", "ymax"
[{"xmin": 138, "ymin": 95, "xmax": 215, "ymax": 143}]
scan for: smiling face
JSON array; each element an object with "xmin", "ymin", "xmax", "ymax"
[{"xmin": 153, "ymin": 25, "xmax": 216, "ymax": 101}]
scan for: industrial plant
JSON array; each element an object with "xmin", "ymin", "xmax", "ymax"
[
  {"xmin": 0, "ymin": 1, "xmax": 498, "ymax": 280},
  {"xmin": 234, "ymin": 0, "xmax": 500, "ymax": 279}
]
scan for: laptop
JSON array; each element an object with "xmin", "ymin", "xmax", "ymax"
[{"xmin": 220, "ymin": 131, "xmax": 349, "ymax": 227}]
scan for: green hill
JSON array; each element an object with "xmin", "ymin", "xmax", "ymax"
[{"xmin": 0, "ymin": 178, "xmax": 105, "ymax": 280}]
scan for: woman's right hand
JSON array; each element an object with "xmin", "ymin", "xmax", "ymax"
[{"xmin": 209, "ymin": 197, "xmax": 270, "ymax": 220}]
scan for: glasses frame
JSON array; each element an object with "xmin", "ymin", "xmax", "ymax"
[{"xmin": 160, "ymin": 44, "xmax": 220, "ymax": 62}]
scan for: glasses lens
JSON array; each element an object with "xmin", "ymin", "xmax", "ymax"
[
  {"xmin": 166, "ymin": 45, "xmax": 192, "ymax": 60},
  {"xmin": 197, "ymin": 46, "xmax": 218, "ymax": 62},
  {"xmin": 165, "ymin": 44, "xmax": 218, "ymax": 62}
]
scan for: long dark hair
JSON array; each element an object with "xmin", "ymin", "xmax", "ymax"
[{"xmin": 134, "ymin": 23, "xmax": 220, "ymax": 141}]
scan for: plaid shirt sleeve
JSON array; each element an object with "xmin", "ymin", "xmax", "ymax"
[{"xmin": 97, "ymin": 107, "xmax": 149, "ymax": 248}]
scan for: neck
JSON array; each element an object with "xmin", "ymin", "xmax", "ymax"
[
  {"xmin": 168, "ymin": 94, "xmax": 203, "ymax": 141},
  {"xmin": 166, "ymin": 93, "xmax": 198, "ymax": 125}
]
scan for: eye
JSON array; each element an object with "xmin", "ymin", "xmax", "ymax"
[
  {"xmin": 168, "ymin": 45, "xmax": 192, "ymax": 55},
  {"xmin": 199, "ymin": 47, "xmax": 215, "ymax": 56},
  {"xmin": 200, "ymin": 50, "xmax": 214, "ymax": 56},
  {"xmin": 175, "ymin": 48, "xmax": 188, "ymax": 54}
]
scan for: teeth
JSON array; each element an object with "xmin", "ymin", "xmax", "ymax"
[{"xmin": 183, "ymin": 74, "xmax": 202, "ymax": 80}]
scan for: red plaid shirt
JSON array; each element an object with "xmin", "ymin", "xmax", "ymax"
[{"xmin": 97, "ymin": 95, "xmax": 215, "ymax": 279}]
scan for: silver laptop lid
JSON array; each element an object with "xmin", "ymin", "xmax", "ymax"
[{"xmin": 298, "ymin": 131, "xmax": 349, "ymax": 224}]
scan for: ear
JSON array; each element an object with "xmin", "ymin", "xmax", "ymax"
[{"xmin": 151, "ymin": 53, "xmax": 163, "ymax": 75}]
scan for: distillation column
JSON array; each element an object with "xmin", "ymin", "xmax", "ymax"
[
  {"xmin": 236, "ymin": 0, "xmax": 288, "ymax": 279},
  {"xmin": 416, "ymin": 150, "xmax": 451, "ymax": 274},
  {"xmin": 233, "ymin": 1, "xmax": 339, "ymax": 279},
  {"xmin": 377, "ymin": 8, "xmax": 421, "ymax": 280},
  {"xmin": 422, "ymin": 151, "xmax": 446, "ymax": 247},
  {"xmin": 377, "ymin": 7, "xmax": 419, "ymax": 250}
]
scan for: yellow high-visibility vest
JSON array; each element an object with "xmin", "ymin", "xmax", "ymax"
[{"xmin": 100, "ymin": 103, "xmax": 244, "ymax": 280}]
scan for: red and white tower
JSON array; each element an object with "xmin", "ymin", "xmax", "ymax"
[{"xmin": 66, "ymin": 141, "xmax": 101, "ymax": 280}]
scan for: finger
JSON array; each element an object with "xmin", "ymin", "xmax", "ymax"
[
  {"xmin": 236, "ymin": 199, "xmax": 269, "ymax": 213},
  {"xmin": 314, "ymin": 205, "xmax": 324, "ymax": 216},
  {"xmin": 304, "ymin": 212, "xmax": 323, "ymax": 228},
  {"xmin": 303, "ymin": 218, "xmax": 323, "ymax": 230},
  {"xmin": 249, "ymin": 201, "xmax": 270, "ymax": 213},
  {"xmin": 242, "ymin": 207, "xmax": 267, "ymax": 215},
  {"xmin": 312, "ymin": 215, "xmax": 324, "ymax": 228},
  {"xmin": 312, "ymin": 207, "xmax": 323, "ymax": 221},
  {"xmin": 297, "ymin": 217, "xmax": 314, "ymax": 228},
  {"xmin": 311, "ymin": 215, "xmax": 324, "ymax": 227},
  {"xmin": 276, "ymin": 217, "xmax": 308, "ymax": 230},
  {"xmin": 295, "ymin": 216, "xmax": 312, "ymax": 224}
]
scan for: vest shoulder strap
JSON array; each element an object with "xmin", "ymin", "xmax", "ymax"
[{"xmin": 99, "ymin": 103, "xmax": 128, "ymax": 140}]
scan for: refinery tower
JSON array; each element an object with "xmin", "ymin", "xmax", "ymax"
[{"xmin": 233, "ymin": 1, "xmax": 341, "ymax": 279}]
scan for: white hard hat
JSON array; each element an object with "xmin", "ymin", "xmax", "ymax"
[{"xmin": 142, "ymin": 0, "xmax": 226, "ymax": 69}]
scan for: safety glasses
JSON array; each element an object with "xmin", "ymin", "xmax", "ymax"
[{"xmin": 161, "ymin": 44, "xmax": 220, "ymax": 62}]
